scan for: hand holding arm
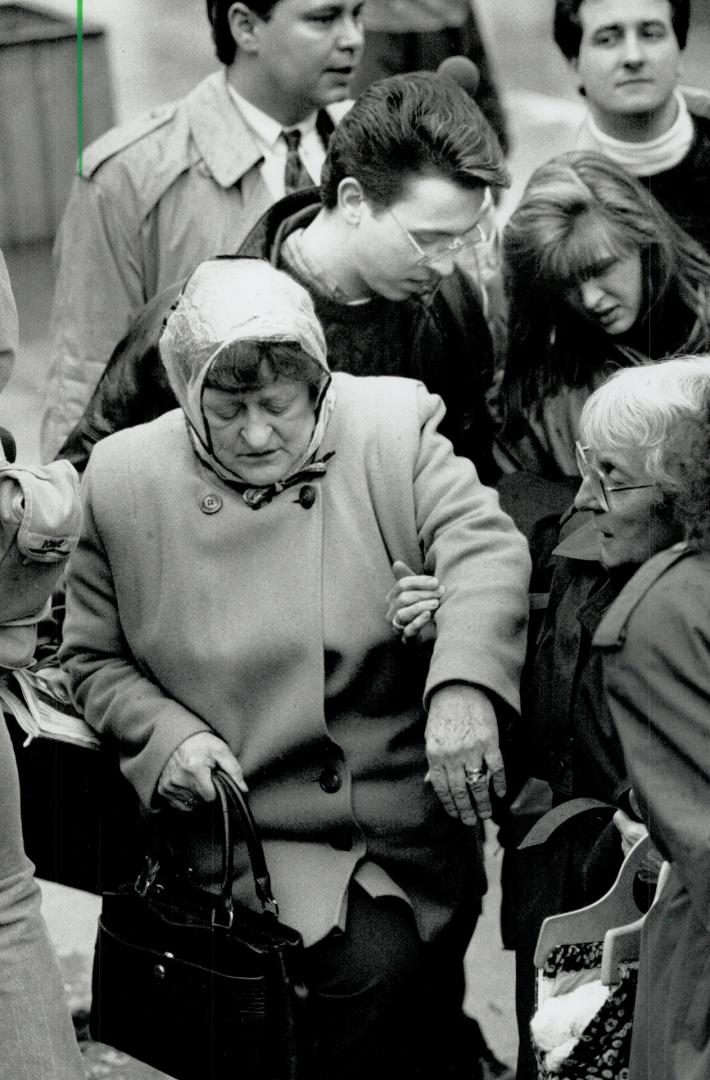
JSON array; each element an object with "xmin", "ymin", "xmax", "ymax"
[
  {"xmin": 385, "ymin": 559, "xmax": 443, "ymax": 641},
  {"xmin": 425, "ymin": 682, "xmax": 505, "ymax": 825},
  {"xmin": 0, "ymin": 249, "xmax": 18, "ymax": 392}
]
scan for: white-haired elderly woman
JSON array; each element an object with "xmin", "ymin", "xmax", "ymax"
[
  {"xmin": 60, "ymin": 257, "xmax": 530, "ymax": 1079},
  {"xmin": 594, "ymin": 369, "xmax": 710, "ymax": 1080},
  {"xmin": 392, "ymin": 354, "xmax": 710, "ymax": 1080}
]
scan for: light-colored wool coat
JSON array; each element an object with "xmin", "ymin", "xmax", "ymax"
[{"xmin": 62, "ymin": 372, "xmax": 530, "ymax": 946}]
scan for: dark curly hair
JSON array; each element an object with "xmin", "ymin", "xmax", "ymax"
[{"xmin": 554, "ymin": 0, "xmax": 690, "ymax": 61}]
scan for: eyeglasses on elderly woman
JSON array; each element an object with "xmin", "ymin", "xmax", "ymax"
[{"xmin": 574, "ymin": 441, "xmax": 655, "ymax": 512}]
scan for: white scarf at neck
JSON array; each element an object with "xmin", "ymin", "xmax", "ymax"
[{"xmin": 577, "ymin": 91, "xmax": 694, "ymax": 176}]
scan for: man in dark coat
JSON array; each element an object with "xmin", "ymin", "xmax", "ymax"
[{"xmin": 57, "ymin": 72, "xmax": 507, "ymax": 485}]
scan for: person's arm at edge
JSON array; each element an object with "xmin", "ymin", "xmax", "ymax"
[{"xmin": 0, "ymin": 248, "xmax": 18, "ymax": 392}]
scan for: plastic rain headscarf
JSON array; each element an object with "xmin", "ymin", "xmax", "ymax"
[{"xmin": 158, "ymin": 258, "xmax": 335, "ymax": 492}]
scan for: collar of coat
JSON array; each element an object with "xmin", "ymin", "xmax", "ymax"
[
  {"xmin": 186, "ymin": 72, "xmax": 347, "ymax": 189},
  {"xmin": 553, "ymin": 518, "xmax": 600, "ymax": 562}
]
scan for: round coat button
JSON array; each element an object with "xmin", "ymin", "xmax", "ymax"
[
  {"xmin": 319, "ymin": 768, "xmax": 342, "ymax": 794},
  {"xmin": 298, "ymin": 485, "xmax": 316, "ymax": 509},
  {"xmin": 200, "ymin": 493, "xmax": 223, "ymax": 515}
]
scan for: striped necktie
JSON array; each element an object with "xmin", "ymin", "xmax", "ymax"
[{"xmin": 281, "ymin": 128, "xmax": 315, "ymax": 194}]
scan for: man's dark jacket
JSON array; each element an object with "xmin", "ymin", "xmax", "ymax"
[
  {"xmin": 524, "ymin": 522, "xmax": 631, "ymax": 806},
  {"xmin": 58, "ymin": 189, "xmax": 498, "ymax": 481},
  {"xmin": 647, "ymin": 96, "xmax": 710, "ymax": 255}
]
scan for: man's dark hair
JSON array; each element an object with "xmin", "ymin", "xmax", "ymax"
[
  {"xmin": 554, "ymin": 0, "xmax": 690, "ymax": 60},
  {"xmin": 320, "ymin": 72, "xmax": 509, "ymax": 212},
  {"xmin": 206, "ymin": 0, "xmax": 280, "ymax": 65}
]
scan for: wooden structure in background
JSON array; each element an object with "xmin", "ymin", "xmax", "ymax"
[{"xmin": 0, "ymin": 2, "xmax": 114, "ymax": 246}]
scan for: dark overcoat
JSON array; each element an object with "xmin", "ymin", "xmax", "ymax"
[{"xmin": 595, "ymin": 545, "xmax": 710, "ymax": 1080}]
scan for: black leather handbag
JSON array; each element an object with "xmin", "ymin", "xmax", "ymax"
[{"xmin": 90, "ymin": 769, "xmax": 309, "ymax": 1080}]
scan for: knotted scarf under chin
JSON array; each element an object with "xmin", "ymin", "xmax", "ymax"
[
  {"xmin": 186, "ymin": 381, "xmax": 337, "ymax": 509},
  {"xmin": 240, "ymin": 451, "xmax": 335, "ymax": 509}
]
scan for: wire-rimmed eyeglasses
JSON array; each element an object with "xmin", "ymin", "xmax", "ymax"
[
  {"xmin": 575, "ymin": 441, "xmax": 655, "ymax": 512},
  {"xmin": 388, "ymin": 188, "xmax": 494, "ymax": 268}
]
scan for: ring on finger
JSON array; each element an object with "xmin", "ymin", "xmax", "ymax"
[
  {"xmin": 464, "ymin": 766, "xmax": 487, "ymax": 786},
  {"xmin": 392, "ymin": 615, "xmax": 406, "ymax": 632}
]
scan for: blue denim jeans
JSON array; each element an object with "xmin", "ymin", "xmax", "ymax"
[{"xmin": 0, "ymin": 715, "xmax": 85, "ymax": 1079}]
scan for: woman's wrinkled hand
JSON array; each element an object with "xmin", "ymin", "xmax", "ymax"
[
  {"xmin": 425, "ymin": 683, "xmax": 505, "ymax": 825},
  {"xmin": 613, "ymin": 808, "xmax": 648, "ymax": 857},
  {"xmin": 157, "ymin": 731, "xmax": 247, "ymax": 813},
  {"xmin": 385, "ymin": 559, "xmax": 443, "ymax": 642}
]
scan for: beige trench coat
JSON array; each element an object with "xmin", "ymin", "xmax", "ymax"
[{"xmin": 42, "ymin": 71, "xmax": 348, "ymax": 459}]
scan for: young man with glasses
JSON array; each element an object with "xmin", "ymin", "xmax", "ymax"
[
  {"xmin": 59, "ymin": 72, "xmax": 509, "ymax": 484},
  {"xmin": 389, "ymin": 188, "xmax": 494, "ymax": 266}
]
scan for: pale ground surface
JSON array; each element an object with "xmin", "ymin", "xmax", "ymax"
[{"xmin": 3, "ymin": 1, "xmax": 710, "ymax": 1074}]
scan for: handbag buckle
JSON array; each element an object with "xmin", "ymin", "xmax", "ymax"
[
  {"xmin": 213, "ymin": 896, "xmax": 235, "ymax": 930},
  {"xmin": 136, "ymin": 854, "xmax": 160, "ymax": 897}
]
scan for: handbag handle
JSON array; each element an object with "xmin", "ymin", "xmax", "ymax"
[
  {"xmin": 138, "ymin": 768, "xmax": 279, "ymax": 923},
  {"xmin": 212, "ymin": 769, "xmax": 279, "ymax": 920}
]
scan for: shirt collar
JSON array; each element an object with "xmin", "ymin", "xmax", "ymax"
[{"xmin": 227, "ymin": 85, "xmax": 318, "ymax": 151}]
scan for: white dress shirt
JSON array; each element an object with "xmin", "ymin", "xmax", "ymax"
[{"xmin": 227, "ymin": 87, "xmax": 327, "ymax": 199}]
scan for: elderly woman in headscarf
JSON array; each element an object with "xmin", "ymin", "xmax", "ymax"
[{"xmin": 60, "ymin": 257, "xmax": 530, "ymax": 1079}]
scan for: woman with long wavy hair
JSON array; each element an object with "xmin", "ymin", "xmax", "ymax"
[{"xmin": 497, "ymin": 151, "xmax": 710, "ymax": 477}]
